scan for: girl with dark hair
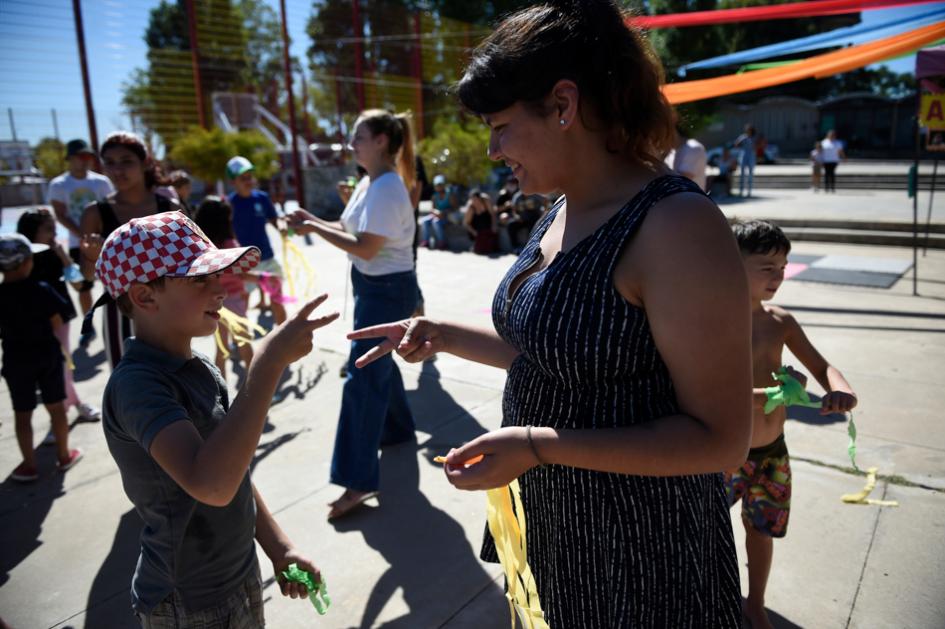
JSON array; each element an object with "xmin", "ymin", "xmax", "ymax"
[
  {"xmin": 193, "ymin": 196, "xmax": 256, "ymax": 379},
  {"xmin": 288, "ymin": 109, "xmax": 420, "ymax": 519},
  {"xmin": 79, "ymin": 131, "xmax": 181, "ymax": 368},
  {"xmin": 348, "ymin": 2, "xmax": 750, "ymax": 625}
]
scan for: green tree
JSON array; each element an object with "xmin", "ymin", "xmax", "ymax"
[
  {"xmin": 823, "ymin": 67, "xmax": 914, "ymax": 99},
  {"xmin": 417, "ymin": 119, "xmax": 492, "ymax": 187},
  {"xmin": 122, "ymin": 0, "xmax": 286, "ymax": 148},
  {"xmin": 170, "ymin": 126, "xmax": 278, "ymax": 184},
  {"xmin": 34, "ymin": 138, "xmax": 66, "ymax": 179}
]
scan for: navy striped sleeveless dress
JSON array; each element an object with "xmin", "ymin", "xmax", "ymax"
[{"xmin": 482, "ymin": 175, "xmax": 741, "ymax": 627}]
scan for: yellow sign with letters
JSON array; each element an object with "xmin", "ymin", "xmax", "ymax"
[{"xmin": 920, "ymin": 93, "xmax": 945, "ymax": 130}]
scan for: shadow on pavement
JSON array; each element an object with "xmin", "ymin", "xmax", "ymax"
[
  {"xmin": 81, "ymin": 508, "xmax": 142, "ymax": 629},
  {"xmin": 736, "ymin": 598, "xmax": 803, "ymax": 628},
  {"xmin": 787, "ymin": 394, "xmax": 847, "ymax": 426},
  {"xmin": 330, "ymin": 441, "xmax": 494, "ymax": 629},
  {"xmin": 71, "ymin": 347, "xmax": 106, "ymax": 384},
  {"xmin": 252, "ymin": 428, "xmax": 309, "ymax": 470},
  {"xmin": 0, "ymin": 451, "xmax": 66, "ymax": 587},
  {"xmin": 271, "ymin": 361, "xmax": 328, "ymax": 407},
  {"xmin": 407, "ymin": 361, "xmax": 490, "ymax": 457}
]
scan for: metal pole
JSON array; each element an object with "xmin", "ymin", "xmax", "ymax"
[
  {"xmin": 185, "ymin": 0, "xmax": 206, "ymax": 129},
  {"xmin": 352, "ymin": 1, "xmax": 365, "ymax": 110},
  {"xmin": 7, "ymin": 108, "xmax": 16, "ymax": 142},
  {"xmin": 913, "ymin": 114, "xmax": 920, "ymax": 296},
  {"xmin": 279, "ymin": 0, "xmax": 305, "ymax": 207},
  {"xmin": 72, "ymin": 0, "xmax": 99, "ymax": 151},
  {"xmin": 923, "ymin": 158, "xmax": 937, "ymax": 256},
  {"xmin": 52, "ymin": 108, "xmax": 61, "ymax": 141}
]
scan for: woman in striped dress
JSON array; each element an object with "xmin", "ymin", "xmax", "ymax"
[{"xmin": 349, "ymin": 1, "xmax": 752, "ymax": 625}]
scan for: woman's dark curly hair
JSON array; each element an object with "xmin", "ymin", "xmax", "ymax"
[
  {"xmin": 457, "ymin": 0, "xmax": 675, "ymax": 165},
  {"xmin": 100, "ymin": 131, "xmax": 169, "ymax": 189}
]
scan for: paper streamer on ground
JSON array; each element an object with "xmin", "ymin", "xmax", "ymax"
[
  {"xmin": 664, "ymin": 21, "xmax": 945, "ymax": 104},
  {"xmin": 629, "ymin": 0, "xmax": 943, "ymax": 29},
  {"xmin": 841, "ymin": 467, "xmax": 899, "ymax": 506},
  {"xmin": 281, "ymin": 563, "xmax": 331, "ymax": 615},
  {"xmin": 486, "ymin": 480, "xmax": 550, "ymax": 629},
  {"xmin": 214, "ymin": 307, "xmax": 268, "ymax": 359}
]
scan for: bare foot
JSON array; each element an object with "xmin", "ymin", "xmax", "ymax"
[
  {"xmin": 743, "ymin": 600, "xmax": 774, "ymax": 629},
  {"xmin": 327, "ymin": 489, "xmax": 378, "ymax": 520}
]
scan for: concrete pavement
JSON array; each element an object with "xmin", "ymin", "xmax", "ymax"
[{"xmin": 1, "ymin": 186, "xmax": 944, "ymax": 628}]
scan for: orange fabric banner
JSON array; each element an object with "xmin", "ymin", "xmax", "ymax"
[{"xmin": 663, "ymin": 21, "xmax": 945, "ymax": 104}]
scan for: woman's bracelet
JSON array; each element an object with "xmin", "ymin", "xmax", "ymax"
[{"xmin": 526, "ymin": 424, "xmax": 547, "ymax": 466}]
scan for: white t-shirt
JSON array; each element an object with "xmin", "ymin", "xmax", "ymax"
[
  {"xmin": 665, "ymin": 138, "xmax": 707, "ymax": 190},
  {"xmin": 340, "ymin": 172, "xmax": 415, "ymax": 276},
  {"xmin": 46, "ymin": 171, "xmax": 114, "ymax": 248},
  {"xmin": 820, "ymin": 138, "xmax": 843, "ymax": 163}
]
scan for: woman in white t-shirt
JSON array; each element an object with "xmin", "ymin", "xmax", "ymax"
[
  {"xmin": 820, "ymin": 129, "xmax": 846, "ymax": 193},
  {"xmin": 289, "ymin": 109, "xmax": 419, "ymax": 519}
]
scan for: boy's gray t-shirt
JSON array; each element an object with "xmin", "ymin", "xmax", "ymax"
[{"xmin": 103, "ymin": 338, "xmax": 257, "ymax": 614}]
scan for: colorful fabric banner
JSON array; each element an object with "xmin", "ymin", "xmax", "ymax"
[
  {"xmin": 664, "ymin": 21, "xmax": 945, "ymax": 104},
  {"xmin": 630, "ymin": 0, "xmax": 945, "ymax": 29},
  {"xmin": 678, "ymin": 6, "xmax": 945, "ymax": 74}
]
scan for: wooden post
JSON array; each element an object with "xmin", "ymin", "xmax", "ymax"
[
  {"xmin": 185, "ymin": 0, "xmax": 207, "ymax": 128},
  {"xmin": 72, "ymin": 0, "xmax": 99, "ymax": 151},
  {"xmin": 279, "ymin": 0, "xmax": 305, "ymax": 206},
  {"xmin": 413, "ymin": 13, "xmax": 424, "ymax": 140},
  {"xmin": 352, "ymin": 1, "xmax": 365, "ymax": 110}
]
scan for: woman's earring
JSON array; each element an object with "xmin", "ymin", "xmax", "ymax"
[{"xmin": 559, "ymin": 119, "xmax": 566, "ymax": 126}]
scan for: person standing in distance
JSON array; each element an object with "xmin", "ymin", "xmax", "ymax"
[{"xmin": 46, "ymin": 139, "xmax": 114, "ymax": 347}]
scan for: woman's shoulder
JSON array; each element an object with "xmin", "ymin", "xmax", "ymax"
[{"xmin": 369, "ymin": 172, "xmax": 411, "ymax": 200}]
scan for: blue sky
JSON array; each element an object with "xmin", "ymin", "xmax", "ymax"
[{"xmin": 0, "ymin": 2, "xmax": 938, "ymax": 148}]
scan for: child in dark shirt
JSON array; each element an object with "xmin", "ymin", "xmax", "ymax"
[
  {"xmin": 0, "ymin": 234, "xmax": 83, "ymax": 482},
  {"xmin": 17, "ymin": 209, "xmax": 102, "ymax": 429}
]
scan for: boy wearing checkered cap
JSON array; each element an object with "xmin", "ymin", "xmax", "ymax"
[
  {"xmin": 0, "ymin": 234, "xmax": 83, "ymax": 482},
  {"xmin": 94, "ymin": 211, "xmax": 339, "ymax": 626}
]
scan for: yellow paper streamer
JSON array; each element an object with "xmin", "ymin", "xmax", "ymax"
[
  {"xmin": 486, "ymin": 480, "xmax": 550, "ymax": 629},
  {"xmin": 841, "ymin": 467, "xmax": 899, "ymax": 507},
  {"xmin": 281, "ymin": 235, "xmax": 316, "ymax": 300},
  {"xmin": 214, "ymin": 307, "xmax": 268, "ymax": 359}
]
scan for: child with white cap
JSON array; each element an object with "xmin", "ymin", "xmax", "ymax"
[
  {"xmin": 0, "ymin": 234, "xmax": 83, "ymax": 482},
  {"xmin": 90, "ymin": 211, "xmax": 338, "ymax": 626}
]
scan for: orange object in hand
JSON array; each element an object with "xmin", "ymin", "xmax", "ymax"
[{"xmin": 433, "ymin": 454, "xmax": 484, "ymax": 467}]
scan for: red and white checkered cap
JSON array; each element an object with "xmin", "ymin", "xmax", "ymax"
[{"xmin": 95, "ymin": 211, "xmax": 261, "ymax": 298}]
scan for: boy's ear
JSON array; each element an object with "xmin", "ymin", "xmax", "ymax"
[{"xmin": 128, "ymin": 282, "xmax": 160, "ymax": 313}]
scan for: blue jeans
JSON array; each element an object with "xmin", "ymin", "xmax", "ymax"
[
  {"xmin": 739, "ymin": 159, "xmax": 755, "ymax": 196},
  {"xmin": 420, "ymin": 215, "xmax": 446, "ymax": 247},
  {"xmin": 330, "ymin": 266, "xmax": 419, "ymax": 492}
]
